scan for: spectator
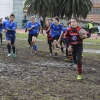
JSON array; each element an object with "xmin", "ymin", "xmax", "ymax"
[{"xmin": 88, "ymin": 21, "xmax": 94, "ymax": 37}]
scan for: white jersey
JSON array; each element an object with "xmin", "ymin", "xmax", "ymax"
[{"xmin": 98, "ymin": 26, "xmax": 100, "ymax": 33}]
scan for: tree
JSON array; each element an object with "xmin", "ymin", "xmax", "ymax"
[
  {"xmin": 60, "ymin": 0, "xmax": 93, "ymax": 19},
  {"xmin": 24, "ymin": 0, "xmax": 57, "ymax": 26},
  {"xmin": 24, "ymin": 0, "xmax": 93, "ymax": 22}
]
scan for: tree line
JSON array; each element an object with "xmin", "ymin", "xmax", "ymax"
[{"xmin": 24, "ymin": 0, "xmax": 93, "ymax": 22}]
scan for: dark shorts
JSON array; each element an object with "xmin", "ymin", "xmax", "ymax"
[
  {"xmin": 6, "ymin": 33, "xmax": 16, "ymax": 45},
  {"xmin": 64, "ymin": 38, "xmax": 69, "ymax": 47},
  {"xmin": 28, "ymin": 34, "xmax": 38, "ymax": 41},
  {"xmin": 52, "ymin": 36, "xmax": 60, "ymax": 41}
]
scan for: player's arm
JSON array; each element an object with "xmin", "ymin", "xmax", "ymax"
[
  {"xmin": 58, "ymin": 31, "xmax": 64, "ymax": 43},
  {"xmin": 39, "ymin": 25, "xmax": 42, "ymax": 34},
  {"xmin": 2, "ymin": 21, "xmax": 7, "ymax": 33},
  {"xmin": 46, "ymin": 27, "xmax": 50, "ymax": 34},
  {"xmin": 27, "ymin": 23, "xmax": 34, "ymax": 31}
]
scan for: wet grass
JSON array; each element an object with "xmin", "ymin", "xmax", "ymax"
[
  {"xmin": 83, "ymin": 44, "xmax": 100, "ymax": 50},
  {"xmin": 84, "ymin": 38, "xmax": 100, "ymax": 43},
  {"xmin": 83, "ymin": 52, "xmax": 100, "ymax": 60},
  {"xmin": 0, "ymin": 33, "xmax": 100, "ymax": 100},
  {"xmin": 16, "ymin": 33, "xmax": 47, "ymax": 40}
]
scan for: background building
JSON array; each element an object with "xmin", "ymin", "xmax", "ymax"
[
  {"xmin": 86, "ymin": 0, "xmax": 100, "ymax": 23},
  {"xmin": 0, "ymin": 0, "xmax": 24, "ymax": 28}
]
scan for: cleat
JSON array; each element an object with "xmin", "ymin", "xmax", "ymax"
[
  {"xmin": 7, "ymin": 53, "xmax": 11, "ymax": 57},
  {"xmin": 13, "ymin": 53, "xmax": 16, "ymax": 58},
  {"xmin": 28, "ymin": 45, "xmax": 32, "ymax": 49},
  {"xmin": 53, "ymin": 53, "xmax": 58, "ymax": 58},
  {"xmin": 50, "ymin": 53, "xmax": 52, "ymax": 56},
  {"xmin": 65, "ymin": 58, "xmax": 70, "ymax": 62},
  {"xmin": 69, "ymin": 62, "xmax": 74, "ymax": 66},
  {"xmin": 77, "ymin": 74, "xmax": 82, "ymax": 80}
]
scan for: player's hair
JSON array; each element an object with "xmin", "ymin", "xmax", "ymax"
[
  {"xmin": 54, "ymin": 17, "xmax": 59, "ymax": 22},
  {"xmin": 71, "ymin": 17, "xmax": 78, "ymax": 22},
  {"xmin": 30, "ymin": 16, "xmax": 35, "ymax": 20},
  {"xmin": 10, "ymin": 13, "xmax": 15, "ymax": 18},
  {"xmin": 49, "ymin": 19, "xmax": 52, "ymax": 21}
]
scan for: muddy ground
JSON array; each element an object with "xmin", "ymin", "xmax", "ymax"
[{"xmin": 0, "ymin": 39, "xmax": 100, "ymax": 100}]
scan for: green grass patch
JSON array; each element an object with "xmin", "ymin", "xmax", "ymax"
[
  {"xmin": 16, "ymin": 33, "xmax": 28, "ymax": 38},
  {"xmin": 16, "ymin": 33, "xmax": 47, "ymax": 40},
  {"xmin": 83, "ymin": 52, "xmax": 100, "ymax": 59},
  {"xmin": 83, "ymin": 44, "xmax": 100, "ymax": 50},
  {"xmin": 83, "ymin": 38, "xmax": 100, "ymax": 43}
]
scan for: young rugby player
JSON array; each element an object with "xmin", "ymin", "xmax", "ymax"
[
  {"xmin": 0, "ymin": 18, "xmax": 3, "ymax": 45},
  {"xmin": 46, "ymin": 19, "xmax": 53, "ymax": 55},
  {"xmin": 27, "ymin": 16, "xmax": 42, "ymax": 54},
  {"xmin": 3, "ymin": 13, "xmax": 17, "ymax": 58},
  {"xmin": 96, "ymin": 24, "xmax": 100, "ymax": 39},
  {"xmin": 65, "ymin": 18, "xmax": 87, "ymax": 80},
  {"xmin": 50, "ymin": 17, "xmax": 62, "ymax": 57}
]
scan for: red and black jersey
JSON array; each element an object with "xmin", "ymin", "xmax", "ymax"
[
  {"xmin": 65, "ymin": 26, "xmax": 82, "ymax": 45},
  {"xmin": 45, "ymin": 25, "xmax": 53, "ymax": 40}
]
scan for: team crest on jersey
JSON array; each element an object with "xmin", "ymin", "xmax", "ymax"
[{"xmin": 72, "ymin": 36, "xmax": 77, "ymax": 41}]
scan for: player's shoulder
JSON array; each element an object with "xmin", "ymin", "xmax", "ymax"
[
  {"xmin": 27, "ymin": 21, "xmax": 31, "ymax": 25},
  {"xmin": 27, "ymin": 21, "xmax": 30, "ymax": 24},
  {"xmin": 35, "ymin": 22, "xmax": 40, "ymax": 25},
  {"xmin": 76, "ymin": 26, "xmax": 81, "ymax": 30},
  {"xmin": 50, "ymin": 22, "xmax": 54, "ymax": 27},
  {"xmin": 3, "ymin": 20, "xmax": 8, "ymax": 23},
  {"xmin": 62, "ymin": 27, "xmax": 65, "ymax": 29},
  {"xmin": 58, "ymin": 23, "xmax": 62, "ymax": 27},
  {"xmin": 67, "ymin": 27, "xmax": 72, "ymax": 31},
  {"xmin": 51, "ymin": 22, "xmax": 54, "ymax": 25},
  {"xmin": 13, "ymin": 21, "xmax": 16, "ymax": 24}
]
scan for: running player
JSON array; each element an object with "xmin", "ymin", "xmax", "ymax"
[
  {"xmin": 45, "ymin": 19, "xmax": 53, "ymax": 55},
  {"xmin": 3, "ymin": 13, "xmax": 17, "ymax": 58},
  {"xmin": 50, "ymin": 17, "xmax": 62, "ymax": 57},
  {"xmin": 60, "ymin": 23, "xmax": 66, "ymax": 54},
  {"xmin": 65, "ymin": 18, "xmax": 87, "ymax": 80},
  {"xmin": 0, "ymin": 18, "xmax": 3, "ymax": 45},
  {"xmin": 58, "ymin": 22, "xmax": 73, "ymax": 65},
  {"xmin": 27, "ymin": 16, "xmax": 42, "ymax": 54},
  {"xmin": 96, "ymin": 24, "xmax": 100, "ymax": 39},
  {"xmin": 25, "ymin": 20, "xmax": 32, "ymax": 49}
]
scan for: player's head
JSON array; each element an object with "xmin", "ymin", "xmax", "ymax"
[
  {"xmin": 30, "ymin": 16, "xmax": 35, "ymax": 23},
  {"xmin": 0, "ymin": 18, "xmax": 2, "ymax": 24},
  {"xmin": 67, "ymin": 21, "xmax": 71, "ymax": 27},
  {"xmin": 70, "ymin": 17, "xmax": 78, "ymax": 28},
  {"xmin": 54, "ymin": 17, "xmax": 59, "ymax": 24},
  {"xmin": 48, "ymin": 19, "xmax": 52, "ymax": 24},
  {"xmin": 9, "ymin": 13, "xmax": 15, "ymax": 22}
]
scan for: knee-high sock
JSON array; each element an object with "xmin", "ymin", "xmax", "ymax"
[
  {"xmin": 33, "ymin": 45, "xmax": 37, "ymax": 51},
  {"xmin": 0, "ymin": 35, "xmax": 2, "ymax": 43},
  {"xmin": 28, "ymin": 39, "xmax": 31, "ymax": 46},
  {"xmin": 7, "ymin": 45, "xmax": 11, "ymax": 53},
  {"xmin": 12, "ymin": 46, "xmax": 15, "ymax": 54},
  {"xmin": 68, "ymin": 53, "xmax": 73, "ymax": 63},
  {"xmin": 77, "ymin": 64, "xmax": 82, "ymax": 74}
]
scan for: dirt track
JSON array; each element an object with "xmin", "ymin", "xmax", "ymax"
[{"xmin": 0, "ymin": 39, "xmax": 100, "ymax": 100}]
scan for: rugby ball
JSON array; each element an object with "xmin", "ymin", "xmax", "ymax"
[{"xmin": 79, "ymin": 29, "xmax": 86, "ymax": 39}]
